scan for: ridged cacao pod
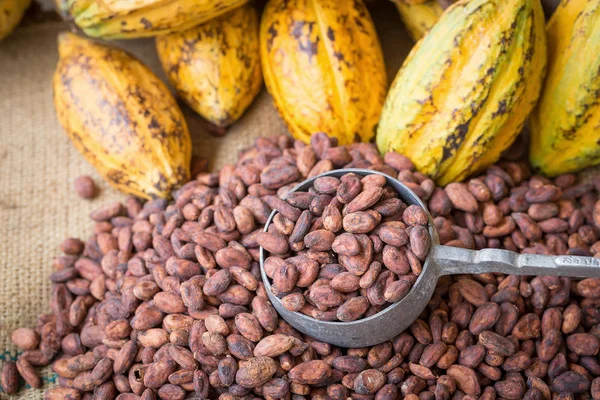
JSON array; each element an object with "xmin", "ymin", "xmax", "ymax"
[
  {"xmin": 260, "ymin": 0, "xmax": 387, "ymax": 145},
  {"xmin": 530, "ymin": 0, "xmax": 600, "ymax": 176},
  {"xmin": 64, "ymin": 0, "xmax": 248, "ymax": 39},
  {"xmin": 53, "ymin": 33, "xmax": 191, "ymax": 199},
  {"xmin": 377, "ymin": 0, "xmax": 547, "ymax": 185},
  {"xmin": 156, "ymin": 5, "xmax": 262, "ymax": 128}
]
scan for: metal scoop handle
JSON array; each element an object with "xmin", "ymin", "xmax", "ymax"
[{"xmin": 432, "ymin": 245, "xmax": 600, "ymax": 278}]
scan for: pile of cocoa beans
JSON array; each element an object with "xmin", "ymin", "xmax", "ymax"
[
  {"xmin": 260, "ymin": 172, "xmax": 430, "ymax": 321},
  {"xmin": 2, "ymin": 132, "xmax": 600, "ymax": 400}
]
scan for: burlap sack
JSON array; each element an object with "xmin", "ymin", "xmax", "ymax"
[{"xmin": 0, "ymin": 2, "xmax": 411, "ymax": 396}]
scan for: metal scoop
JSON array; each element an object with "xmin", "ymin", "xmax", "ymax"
[{"xmin": 259, "ymin": 169, "xmax": 600, "ymax": 348}]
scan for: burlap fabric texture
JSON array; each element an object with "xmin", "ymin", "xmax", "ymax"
[{"xmin": 0, "ymin": 2, "xmax": 411, "ymax": 397}]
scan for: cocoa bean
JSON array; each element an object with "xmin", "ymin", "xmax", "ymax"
[
  {"xmin": 261, "ymin": 164, "xmax": 300, "ymax": 190},
  {"xmin": 273, "ymin": 263, "xmax": 299, "ymax": 293},
  {"xmin": 354, "ymin": 369, "xmax": 386, "ymax": 394},
  {"xmin": 458, "ymin": 344, "xmax": 486, "ymax": 368},
  {"xmin": 289, "ymin": 360, "xmax": 331, "ymax": 385},
  {"xmin": 337, "ymin": 296, "xmax": 370, "ymax": 322},
  {"xmin": 339, "ymin": 234, "xmax": 373, "ymax": 276},
  {"xmin": 447, "ymin": 365, "xmax": 480, "ymax": 396},
  {"xmin": 74, "ymin": 176, "xmax": 96, "ymax": 199},
  {"xmin": 551, "ymin": 371, "xmax": 590, "ymax": 394},
  {"xmin": 256, "ymin": 231, "xmax": 289, "ymax": 255},
  {"xmin": 113, "ymin": 340, "xmax": 137, "ymax": 375},
  {"xmin": 494, "ymin": 377, "xmax": 525, "ymax": 399},
  {"xmin": 502, "ymin": 351, "xmax": 531, "ymax": 372},
  {"xmin": 384, "ymin": 277, "xmax": 414, "ymax": 303},
  {"xmin": 45, "ymin": 387, "xmax": 82, "ymax": 400},
  {"xmin": 377, "ymin": 225, "xmax": 408, "ymax": 247},
  {"xmin": 566, "ymin": 333, "xmax": 600, "ymax": 356},
  {"xmin": 304, "ymin": 229, "xmax": 336, "ymax": 251},
  {"xmin": 578, "ymin": 278, "xmax": 600, "ymax": 298},
  {"xmin": 468, "ymin": 302, "xmax": 500, "ymax": 336},
  {"xmin": 343, "ymin": 211, "xmax": 379, "ymax": 234},
  {"xmin": 403, "ymin": 205, "xmax": 429, "ymax": 226},
  {"xmin": 512, "ymin": 314, "xmax": 541, "ymax": 340},
  {"xmin": 409, "ymin": 225, "xmax": 430, "ymax": 260},
  {"xmin": 479, "ymin": 331, "xmax": 517, "ymax": 356},
  {"xmin": 537, "ymin": 329, "xmax": 562, "ymax": 363},
  {"xmin": 381, "ymin": 246, "xmax": 411, "ymax": 277},
  {"xmin": 457, "ymin": 279, "xmax": 489, "ymax": 307},
  {"xmin": 591, "ymin": 377, "xmax": 600, "ymax": 400},
  {"xmin": 143, "ymin": 358, "xmax": 176, "ymax": 389},
  {"xmin": 253, "ymin": 335, "xmax": 295, "ymax": 357},
  {"xmin": 337, "ymin": 176, "xmax": 362, "ymax": 204},
  {"xmin": 1, "ymin": 361, "xmax": 19, "ymax": 394},
  {"xmin": 217, "ymin": 356, "xmax": 238, "ymax": 387},
  {"xmin": 235, "ymin": 356, "xmax": 278, "ymax": 388},
  {"xmin": 234, "ymin": 313, "xmax": 263, "ymax": 342},
  {"xmin": 11, "ymin": 327, "xmax": 40, "ymax": 351},
  {"xmin": 16, "ymin": 358, "xmax": 41, "ymax": 388},
  {"xmin": 347, "ymin": 187, "xmax": 383, "ymax": 214}
]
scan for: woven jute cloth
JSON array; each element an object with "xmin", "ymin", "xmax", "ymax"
[{"xmin": 0, "ymin": 2, "xmax": 411, "ymax": 396}]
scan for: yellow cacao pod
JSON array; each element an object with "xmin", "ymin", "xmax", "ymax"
[
  {"xmin": 377, "ymin": 0, "xmax": 547, "ymax": 186},
  {"xmin": 394, "ymin": 0, "xmax": 445, "ymax": 41},
  {"xmin": 156, "ymin": 5, "xmax": 262, "ymax": 128},
  {"xmin": 0, "ymin": 0, "xmax": 31, "ymax": 41},
  {"xmin": 260, "ymin": 0, "xmax": 387, "ymax": 145},
  {"xmin": 64, "ymin": 0, "xmax": 248, "ymax": 39},
  {"xmin": 530, "ymin": 0, "xmax": 600, "ymax": 176},
  {"xmin": 53, "ymin": 33, "xmax": 191, "ymax": 199},
  {"xmin": 54, "ymin": 0, "xmax": 68, "ymax": 17}
]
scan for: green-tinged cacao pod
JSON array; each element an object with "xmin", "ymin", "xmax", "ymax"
[
  {"xmin": 260, "ymin": 0, "xmax": 387, "ymax": 145},
  {"xmin": 377, "ymin": 0, "xmax": 547, "ymax": 186},
  {"xmin": 64, "ymin": 0, "xmax": 248, "ymax": 39},
  {"xmin": 530, "ymin": 0, "xmax": 600, "ymax": 176}
]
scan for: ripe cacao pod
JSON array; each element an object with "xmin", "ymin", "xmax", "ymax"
[
  {"xmin": 156, "ymin": 5, "xmax": 262, "ymax": 128},
  {"xmin": 377, "ymin": 0, "xmax": 547, "ymax": 185},
  {"xmin": 0, "ymin": 0, "xmax": 31, "ymax": 41},
  {"xmin": 394, "ymin": 0, "xmax": 454, "ymax": 42},
  {"xmin": 530, "ymin": 0, "xmax": 600, "ymax": 176},
  {"xmin": 260, "ymin": 0, "xmax": 387, "ymax": 145},
  {"xmin": 64, "ymin": 0, "xmax": 248, "ymax": 39},
  {"xmin": 53, "ymin": 33, "xmax": 191, "ymax": 199}
]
